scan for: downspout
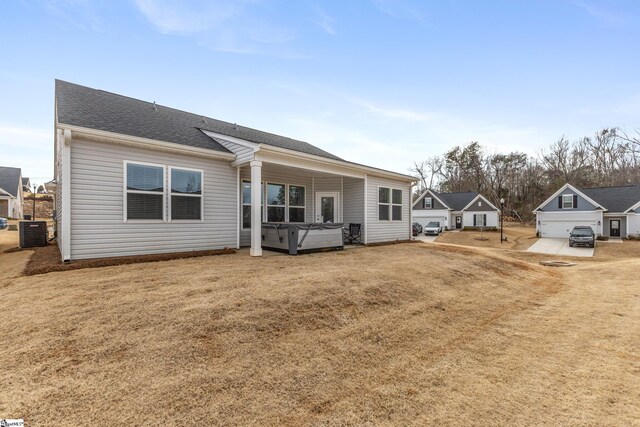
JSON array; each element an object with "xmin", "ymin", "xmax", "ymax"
[
  {"xmin": 236, "ymin": 166, "xmax": 240, "ymax": 249},
  {"xmin": 363, "ymin": 174, "xmax": 368, "ymax": 244},
  {"xmin": 61, "ymin": 128, "xmax": 72, "ymax": 262}
]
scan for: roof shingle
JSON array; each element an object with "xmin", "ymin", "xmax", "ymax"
[
  {"xmin": 55, "ymin": 80, "xmax": 342, "ymax": 161},
  {"xmin": 0, "ymin": 166, "xmax": 22, "ymax": 197}
]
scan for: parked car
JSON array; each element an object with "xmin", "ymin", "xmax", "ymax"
[
  {"xmin": 412, "ymin": 222, "xmax": 423, "ymax": 236},
  {"xmin": 424, "ymin": 221, "xmax": 443, "ymax": 236},
  {"xmin": 569, "ymin": 226, "xmax": 595, "ymax": 248},
  {"xmin": 0, "ymin": 217, "xmax": 7, "ymax": 230}
]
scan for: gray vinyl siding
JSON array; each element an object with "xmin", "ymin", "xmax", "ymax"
[
  {"xmin": 413, "ymin": 191, "xmax": 447, "ymax": 210},
  {"xmin": 366, "ymin": 175, "xmax": 411, "ymax": 243},
  {"xmin": 239, "ymin": 167, "xmax": 314, "ymax": 247},
  {"xmin": 540, "ymin": 188, "xmax": 597, "ymax": 211},
  {"xmin": 343, "ymin": 177, "xmax": 364, "ymax": 227},
  {"xmin": 69, "ymin": 138, "xmax": 237, "ymax": 260},
  {"xmin": 603, "ymin": 216, "xmax": 626, "ymax": 237},
  {"xmin": 465, "ymin": 196, "xmax": 497, "ymax": 212},
  {"xmin": 215, "ymin": 138, "xmax": 255, "ymax": 164}
]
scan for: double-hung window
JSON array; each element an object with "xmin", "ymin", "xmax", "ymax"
[
  {"xmin": 378, "ymin": 187, "xmax": 391, "ymax": 220},
  {"xmin": 424, "ymin": 197, "xmax": 432, "ymax": 209},
  {"xmin": 242, "ymin": 180, "xmax": 263, "ymax": 228},
  {"xmin": 562, "ymin": 194, "xmax": 574, "ymax": 209},
  {"xmin": 391, "ymin": 189, "xmax": 403, "ymax": 221},
  {"xmin": 170, "ymin": 167, "xmax": 203, "ymax": 220},
  {"xmin": 288, "ymin": 185, "xmax": 305, "ymax": 222},
  {"xmin": 125, "ymin": 162, "xmax": 165, "ymax": 220},
  {"xmin": 267, "ymin": 183, "xmax": 286, "ymax": 222},
  {"xmin": 378, "ymin": 187, "xmax": 403, "ymax": 221},
  {"xmin": 474, "ymin": 213, "xmax": 486, "ymax": 227}
]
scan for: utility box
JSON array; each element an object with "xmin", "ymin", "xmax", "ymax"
[{"xmin": 19, "ymin": 221, "xmax": 48, "ymax": 248}]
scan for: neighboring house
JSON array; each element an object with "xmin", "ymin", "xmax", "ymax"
[
  {"xmin": 534, "ymin": 183, "xmax": 640, "ymax": 238},
  {"xmin": 0, "ymin": 166, "xmax": 24, "ymax": 219},
  {"xmin": 54, "ymin": 80, "xmax": 415, "ymax": 261},
  {"xmin": 44, "ymin": 179, "xmax": 57, "ymax": 194},
  {"xmin": 412, "ymin": 189, "xmax": 499, "ymax": 230},
  {"xmin": 22, "ymin": 177, "xmax": 32, "ymax": 193}
]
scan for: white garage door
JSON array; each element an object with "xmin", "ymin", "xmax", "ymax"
[
  {"xmin": 538, "ymin": 213, "xmax": 598, "ymax": 238},
  {"xmin": 415, "ymin": 216, "xmax": 444, "ymax": 228}
]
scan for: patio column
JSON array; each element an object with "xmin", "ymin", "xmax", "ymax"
[{"xmin": 250, "ymin": 160, "xmax": 263, "ymax": 257}]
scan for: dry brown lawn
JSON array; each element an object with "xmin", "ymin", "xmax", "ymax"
[
  {"xmin": 435, "ymin": 223, "xmax": 537, "ymax": 250},
  {"xmin": 1, "ymin": 237, "xmax": 639, "ymax": 425}
]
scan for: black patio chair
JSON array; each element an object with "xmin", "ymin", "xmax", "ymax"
[{"xmin": 343, "ymin": 223, "xmax": 362, "ymax": 245}]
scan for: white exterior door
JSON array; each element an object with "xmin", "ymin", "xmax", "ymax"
[{"xmin": 315, "ymin": 192, "xmax": 340, "ymax": 223}]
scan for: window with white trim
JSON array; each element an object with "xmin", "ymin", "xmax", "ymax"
[
  {"xmin": 474, "ymin": 213, "xmax": 486, "ymax": 227},
  {"xmin": 241, "ymin": 180, "xmax": 263, "ymax": 229},
  {"xmin": 392, "ymin": 189, "xmax": 403, "ymax": 221},
  {"xmin": 424, "ymin": 197, "xmax": 433, "ymax": 209},
  {"xmin": 267, "ymin": 183, "xmax": 286, "ymax": 222},
  {"xmin": 288, "ymin": 185, "xmax": 306, "ymax": 222},
  {"xmin": 125, "ymin": 162, "xmax": 165, "ymax": 220},
  {"xmin": 378, "ymin": 187, "xmax": 390, "ymax": 220},
  {"xmin": 170, "ymin": 168, "xmax": 202, "ymax": 220},
  {"xmin": 378, "ymin": 187, "xmax": 403, "ymax": 221},
  {"xmin": 562, "ymin": 194, "xmax": 574, "ymax": 209}
]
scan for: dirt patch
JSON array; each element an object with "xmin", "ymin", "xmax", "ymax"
[
  {"xmin": 436, "ymin": 224, "xmax": 537, "ymax": 250},
  {"xmin": 23, "ymin": 244, "xmax": 236, "ymax": 276}
]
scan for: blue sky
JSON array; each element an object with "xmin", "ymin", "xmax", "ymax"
[{"xmin": 1, "ymin": 0, "xmax": 640, "ymax": 185}]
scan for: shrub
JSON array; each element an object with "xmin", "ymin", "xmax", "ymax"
[
  {"xmin": 596, "ymin": 235, "xmax": 609, "ymax": 241},
  {"xmin": 462, "ymin": 226, "xmax": 498, "ymax": 232}
]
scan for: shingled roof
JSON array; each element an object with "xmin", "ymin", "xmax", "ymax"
[
  {"xmin": 0, "ymin": 166, "xmax": 22, "ymax": 197},
  {"xmin": 55, "ymin": 80, "xmax": 342, "ymax": 161},
  {"xmin": 435, "ymin": 191, "xmax": 480, "ymax": 211},
  {"xmin": 579, "ymin": 185, "xmax": 640, "ymax": 212}
]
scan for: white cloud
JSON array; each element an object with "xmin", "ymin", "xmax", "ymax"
[
  {"xmin": 574, "ymin": 1, "xmax": 634, "ymax": 25},
  {"xmin": 133, "ymin": 0, "xmax": 302, "ymax": 57},
  {"xmin": 311, "ymin": 4, "xmax": 337, "ymax": 35},
  {"xmin": 372, "ymin": 0, "xmax": 424, "ymax": 22}
]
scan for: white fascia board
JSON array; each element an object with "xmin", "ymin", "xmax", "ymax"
[
  {"xmin": 533, "ymin": 183, "xmax": 605, "ymax": 212},
  {"xmin": 626, "ymin": 200, "xmax": 640, "ymax": 213},
  {"xmin": 258, "ymin": 145, "xmax": 415, "ymax": 182},
  {"xmin": 461, "ymin": 194, "xmax": 499, "ymax": 212},
  {"xmin": 58, "ymin": 124, "xmax": 237, "ymax": 161},
  {"xmin": 200, "ymin": 129, "xmax": 260, "ymax": 150}
]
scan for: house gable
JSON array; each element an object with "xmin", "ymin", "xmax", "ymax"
[
  {"xmin": 535, "ymin": 184, "xmax": 602, "ymax": 212},
  {"xmin": 461, "ymin": 194, "xmax": 498, "ymax": 212},
  {"xmin": 412, "ymin": 189, "xmax": 449, "ymax": 210}
]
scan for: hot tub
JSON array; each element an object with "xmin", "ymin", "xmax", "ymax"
[{"xmin": 261, "ymin": 223, "xmax": 344, "ymax": 255}]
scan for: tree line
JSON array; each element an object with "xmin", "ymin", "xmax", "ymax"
[{"xmin": 409, "ymin": 128, "xmax": 640, "ymax": 221}]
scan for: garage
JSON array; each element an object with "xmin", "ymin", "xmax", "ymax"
[
  {"xmin": 413, "ymin": 210, "xmax": 448, "ymax": 230},
  {"xmin": 537, "ymin": 212, "xmax": 600, "ymax": 238}
]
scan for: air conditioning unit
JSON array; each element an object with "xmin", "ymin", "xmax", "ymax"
[{"xmin": 19, "ymin": 221, "xmax": 48, "ymax": 248}]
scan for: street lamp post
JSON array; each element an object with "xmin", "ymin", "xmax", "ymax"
[
  {"xmin": 32, "ymin": 184, "xmax": 37, "ymax": 220},
  {"xmin": 500, "ymin": 197, "xmax": 505, "ymax": 244}
]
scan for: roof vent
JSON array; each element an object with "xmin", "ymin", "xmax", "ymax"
[{"xmin": 153, "ymin": 101, "xmax": 158, "ymax": 111}]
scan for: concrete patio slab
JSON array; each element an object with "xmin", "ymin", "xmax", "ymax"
[{"xmin": 527, "ymin": 238, "xmax": 594, "ymax": 257}]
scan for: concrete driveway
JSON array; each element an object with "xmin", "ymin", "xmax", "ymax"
[
  {"xmin": 527, "ymin": 238, "xmax": 594, "ymax": 257},
  {"xmin": 416, "ymin": 234, "xmax": 438, "ymax": 243}
]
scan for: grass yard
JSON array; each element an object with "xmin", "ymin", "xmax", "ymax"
[
  {"xmin": 0, "ymin": 234, "xmax": 639, "ymax": 425},
  {"xmin": 434, "ymin": 223, "xmax": 537, "ymax": 250}
]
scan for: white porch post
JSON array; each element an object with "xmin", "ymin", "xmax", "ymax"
[{"xmin": 250, "ymin": 160, "xmax": 263, "ymax": 257}]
